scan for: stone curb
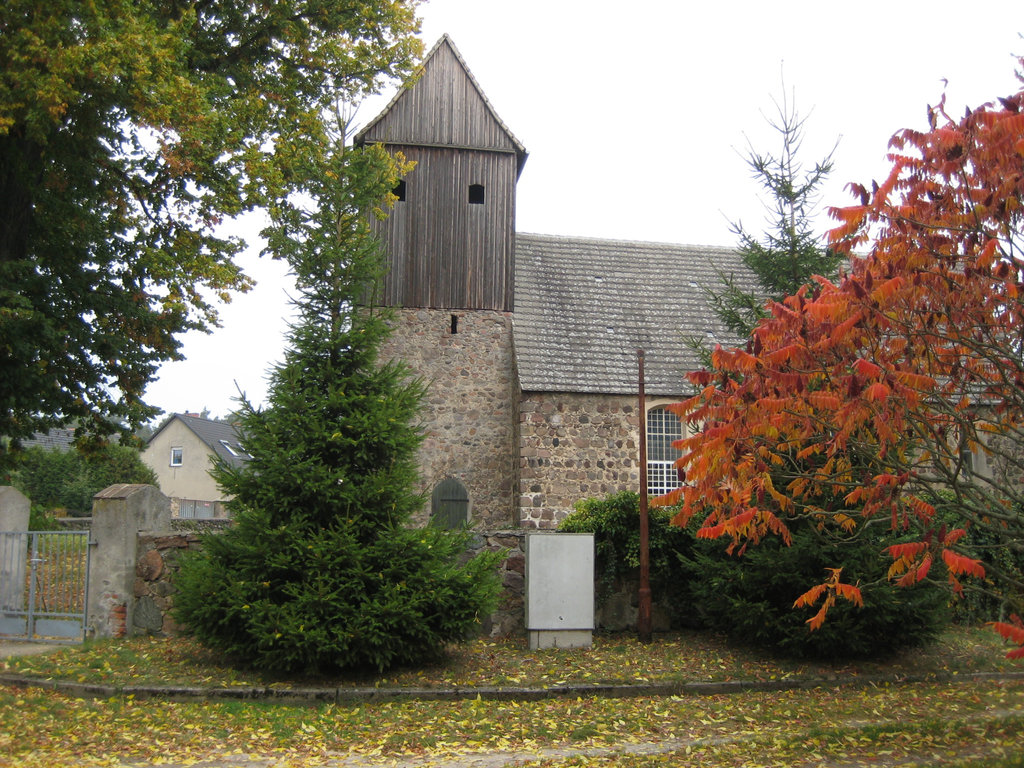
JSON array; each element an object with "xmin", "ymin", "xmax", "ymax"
[{"xmin": 2, "ymin": 670, "xmax": 1022, "ymax": 706}]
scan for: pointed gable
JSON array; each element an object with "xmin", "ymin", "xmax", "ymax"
[{"xmin": 356, "ymin": 35, "xmax": 527, "ymax": 174}]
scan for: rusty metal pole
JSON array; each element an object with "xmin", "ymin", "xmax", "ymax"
[{"xmin": 637, "ymin": 349, "xmax": 652, "ymax": 643}]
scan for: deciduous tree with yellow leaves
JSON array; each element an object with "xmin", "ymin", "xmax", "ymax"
[{"xmin": 0, "ymin": 0, "xmax": 420, "ymax": 470}]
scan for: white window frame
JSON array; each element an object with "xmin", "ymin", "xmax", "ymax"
[
  {"xmin": 646, "ymin": 404, "xmax": 685, "ymax": 497},
  {"xmin": 170, "ymin": 446, "xmax": 183, "ymax": 467},
  {"xmin": 219, "ymin": 439, "xmax": 240, "ymax": 457}
]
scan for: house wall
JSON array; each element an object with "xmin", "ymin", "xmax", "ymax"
[
  {"xmin": 142, "ymin": 422, "xmax": 224, "ymax": 505},
  {"xmin": 379, "ymin": 307, "xmax": 519, "ymax": 528},
  {"xmin": 518, "ymin": 392, "xmax": 643, "ymax": 528}
]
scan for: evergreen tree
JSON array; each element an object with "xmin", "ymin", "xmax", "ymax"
[
  {"xmin": 709, "ymin": 88, "xmax": 843, "ymax": 339},
  {"xmin": 173, "ymin": 117, "xmax": 501, "ymax": 675},
  {"xmin": 677, "ymin": 89, "xmax": 951, "ymax": 658}
]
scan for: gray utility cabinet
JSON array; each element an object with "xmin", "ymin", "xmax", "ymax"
[{"xmin": 525, "ymin": 532, "xmax": 594, "ymax": 649}]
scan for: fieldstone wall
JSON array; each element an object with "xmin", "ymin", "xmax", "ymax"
[
  {"xmin": 475, "ymin": 530, "xmax": 526, "ymax": 637},
  {"xmin": 986, "ymin": 430, "xmax": 1024, "ymax": 493},
  {"xmin": 132, "ymin": 521, "xmax": 231, "ymax": 636},
  {"xmin": 380, "ymin": 308, "xmax": 519, "ymax": 528},
  {"xmin": 518, "ymin": 392, "xmax": 642, "ymax": 528},
  {"xmin": 132, "ymin": 528, "xmax": 529, "ymax": 639},
  {"xmin": 133, "ymin": 532, "xmax": 202, "ymax": 635}
]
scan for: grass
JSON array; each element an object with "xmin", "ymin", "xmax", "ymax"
[
  {"xmin": 1, "ymin": 626, "xmax": 1022, "ymax": 767},
  {"xmin": 1, "ymin": 624, "xmax": 1018, "ymax": 690}
]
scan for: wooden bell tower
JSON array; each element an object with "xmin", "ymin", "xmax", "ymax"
[{"xmin": 355, "ymin": 34, "xmax": 527, "ymax": 311}]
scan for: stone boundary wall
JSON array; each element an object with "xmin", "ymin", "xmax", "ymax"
[
  {"xmin": 134, "ymin": 532, "xmax": 203, "ymax": 635},
  {"xmin": 132, "ymin": 529, "xmax": 529, "ymax": 639}
]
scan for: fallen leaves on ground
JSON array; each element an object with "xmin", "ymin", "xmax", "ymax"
[
  {"xmin": 2, "ymin": 627, "xmax": 1022, "ymax": 766},
  {"xmin": 1, "ymin": 678, "xmax": 1022, "ymax": 767}
]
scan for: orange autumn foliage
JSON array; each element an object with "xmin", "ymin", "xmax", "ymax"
[{"xmin": 664, "ymin": 67, "xmax": 1024, "ymax": 657}]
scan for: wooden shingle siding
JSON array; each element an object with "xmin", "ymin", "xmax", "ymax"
[
  {"xmin": 372, "ymin": 146, "xmax": 516, "ymax": 310},
  {"xmin": 357, "ymin": 36, "xmax": 524, "ymax": 312}
]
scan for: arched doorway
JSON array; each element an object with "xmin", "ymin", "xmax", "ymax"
[{"xmin": 431, "ymin": 478, "xmax": 470, "ymax": 528}]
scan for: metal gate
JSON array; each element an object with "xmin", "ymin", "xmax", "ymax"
[{"xmin": 0, "ymin": 531, "xmax": 90, "ymax": 643}]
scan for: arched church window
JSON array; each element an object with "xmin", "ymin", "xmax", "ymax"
[
  {"xmin": 431, "ymin": 478, "xmax": 470, "ymax": 528},
  {"xmin": 468, "ymin": 184, "xmax": 485, "ymax": 205},
  {"xmin": 647, "ymin": 406, "xmax": 684, "ymax": 497}
]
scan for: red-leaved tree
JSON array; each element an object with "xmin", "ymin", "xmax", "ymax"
[{"xmin": 664, "ymin": 69, "xmax": 1024, "ymax": 658}]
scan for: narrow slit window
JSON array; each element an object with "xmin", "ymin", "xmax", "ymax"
[
  {"xmin": 450, "ymin": 314, "xmax": 459, "ymax": 334},
  {"xmin": 468, "ymin": 184, "xmax": 485, "ymax": 205},
  {"xmin": 393, "ymin": 179, "xmax": 406, "ymax": 202}
]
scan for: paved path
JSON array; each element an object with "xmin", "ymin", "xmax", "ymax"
[{"xmin": 0, "ymin": 640, "xmax": 60, "ymax": 657}]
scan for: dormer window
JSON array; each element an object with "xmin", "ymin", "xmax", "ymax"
[{"xmin": 468, "ymin": 184, "xmax": 485, "ymax": 205}]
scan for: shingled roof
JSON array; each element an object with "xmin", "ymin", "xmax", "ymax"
[
  {"xmin": 513, "ymin": 234, "xmax": 757, "ymax": 396},
  {"xmin": 21, "ymin": 428, "xmax": 76, "ymax": 452}
]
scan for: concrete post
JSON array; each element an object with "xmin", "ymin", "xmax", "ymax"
[
  {"xmin": 0, "ymin": 487, "xmax": 30, "ymax": 614},
  {"xmin": 87, "ymin": 484, "xmax": 171, "ymax": 639}
]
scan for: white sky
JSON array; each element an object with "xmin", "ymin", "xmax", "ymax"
[{"xmin": 143, "ymin": 0, "xmax": 1024, "ymax": 421}]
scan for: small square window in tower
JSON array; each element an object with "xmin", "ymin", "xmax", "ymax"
[
  {"xmin": 431, "ymin": 478, "xmax": 470, "ymax": 528},
  {"xmin": 468, "ymin": 184, "xmax": 485, "ymax": 205}
]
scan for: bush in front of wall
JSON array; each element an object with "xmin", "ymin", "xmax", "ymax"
[
  {"xmin": 12, "ymin": 443, "xmax": 157, "ymax": 516},
  {"xmin": 681, "ymin": 516, "xmax": 951, "ymax": 660},
  {"xmin": 558, "ymin": 490, "xmax": 693, "ymax": 626}
]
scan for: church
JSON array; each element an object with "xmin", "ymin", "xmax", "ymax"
[{"xmin": 356, "ymin": 36, "xmax": 750, "ymax": 530}]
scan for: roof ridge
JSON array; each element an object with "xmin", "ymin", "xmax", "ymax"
[{"xmin": 516, "ymin": 232, "xmax": 736, "ymax": 251}]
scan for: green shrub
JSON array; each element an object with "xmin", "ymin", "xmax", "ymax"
[
  {"xmin": 12, "ymin": 444, "xmax": 156, "ymax": 516},
  {"xmin": 559, "ymin": 490, "xmax": 693, "ymax": 624},
  {"xmin": 174, "ymin": 519, "xmax": 501, "ymax": 674},
  {"xmin": 28, "ymin": 505, "xmax": 59, "ymax": 531},
  {"xmin": 681, "ymin": 518, "xmax": 951, "ymax": 660}
]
